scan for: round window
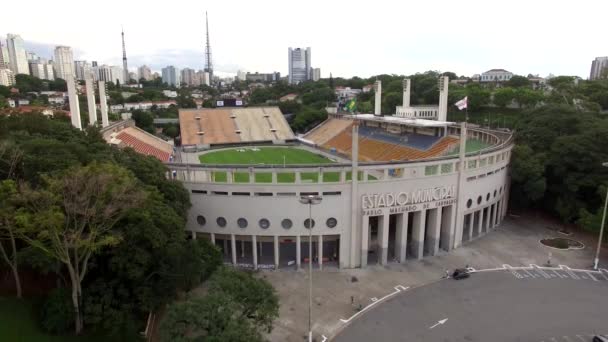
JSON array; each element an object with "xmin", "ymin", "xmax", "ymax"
[
  {"xmin": 196, "ymin": 215, "xmax": 206, "ymax": 226},
  {"xmin": 281, "ymin": 219, "xmax": 293, "ymax": 229},
  {"xmin": 326, "ymin": 218, "xmax": 337, "ymax": 228},
  {"xmin": 467, "ymin": 199, "xmax": 472, "ymax": 208},
  {"xmin": 304, "ymin": 218, "xmax": 315, "ymax": 229},
  {"xmin": 259, "ymin": 218, "xmax": 270, "ymax": 229},
  {"xmin": 237, "ymin": 218, "xmax": 248, "ymax": 228},
  {"xmin": 477, "ymin": 196, "xmax": 482, "ymax": 205},
  {"xmin": 216, "ymin": 217, "xmax": 227, "ymax": 227}
]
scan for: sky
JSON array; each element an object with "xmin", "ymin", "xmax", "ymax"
[{"xmin": 1, "ymin": 0, "xmax": 606, "ymax": 79}]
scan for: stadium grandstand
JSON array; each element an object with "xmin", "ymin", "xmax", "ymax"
[
  {"xmin": 101, "ymin": 120, "xmax": 174, "ymax": 162},
  {"xmin": 179, "ymin": 107, "xmax": 295, "ymax": 149}
]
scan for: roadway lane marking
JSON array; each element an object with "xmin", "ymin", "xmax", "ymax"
[
  {"xmin": 531, "ymin": 264, "xmax": 552, "ymax": 279},
  {"xmin": 574, "ymin": 335, "xmax": 587, "ymax": 341},
  {"xmin": 429, "ymin": 318, "xmax": 448, "ymax": 329},
  {"xmin": 321, "ymin": 335, "xmax": 327, "ymax": 342},
  {"xmin": 339, "ymin": 285, "xmax": 409, "ymax": 324}
]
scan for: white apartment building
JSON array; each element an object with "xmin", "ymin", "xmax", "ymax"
[
  {"xmin": 6, "ymin": 34, "xmax": 29, "ymax": 75},
  {"xmin": 162, "ymin": 66, "xmax": 180, "ymax": 87},
  {"xmin": 0, "ymin": 68, "xmax": 15, "ymax": 86},
  {"xmin": 288, "ymin": 47, "xmax": 311, "ymax": 84},
  {"xmin": 590, "ymin": 57, "xmax": 608, "ymax": 80},
  {"xmin": 54, "ymin": 46, "xmax": 75, "ymax": 80},
  {"xmin": 138, "ymin": 65, "xmax": 152, "ymax": 81}
]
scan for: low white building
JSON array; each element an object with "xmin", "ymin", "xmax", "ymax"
[
  {"xmin": 162, "ymin": 90, "xmax": 178, "ymax": 98},
  {"xmin": 479, "ymin": 69, "xmax": 513, "ymax": 83}
]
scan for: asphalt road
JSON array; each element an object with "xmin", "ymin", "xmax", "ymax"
[{"xmin": 333, "ymin": 268, "xmax": 608, "ymax": 342}]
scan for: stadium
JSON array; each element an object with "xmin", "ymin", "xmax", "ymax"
[{"xmin": 170, "ymin": 77, "xmax": 514, "ymax": 269}]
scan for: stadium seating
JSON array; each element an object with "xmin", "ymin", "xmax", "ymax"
[
  {"xmin": 264, "ymin": 107, "xmax": 294, "ymax": 140},
  {"xmin": 305, "ymin": 118, "xmax": 354, "ymax": 145},
  {"xmin": 200, "ymin": 109, "xmax": 241, "ymax": 144}
]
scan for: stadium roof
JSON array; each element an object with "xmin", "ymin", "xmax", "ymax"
[{"xmin": 353, "ymin": 114, "xmax": 454, "ymax": 127}]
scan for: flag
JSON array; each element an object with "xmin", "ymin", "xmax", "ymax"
[
  {"xmin": 454, "ymin": 96, "xmax": 468, "ymax": 110},
  {"xmin": 345, "ymin": 99, "xmax": 357, "ymax": 112}
]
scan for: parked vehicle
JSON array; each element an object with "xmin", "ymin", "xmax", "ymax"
[{"xmin": 593, "ymin": 335, "xmax": 608, "ymax": 342}]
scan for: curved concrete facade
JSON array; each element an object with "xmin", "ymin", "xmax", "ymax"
[{"xmin": 170, "ymin": 125, "xmax": 513, "ymax": 269}]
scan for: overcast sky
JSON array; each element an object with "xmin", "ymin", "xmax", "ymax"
[{"xmin": 1, "ymin": 0, "xmax": 606, "ymax": 78}]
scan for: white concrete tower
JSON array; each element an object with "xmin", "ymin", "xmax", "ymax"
[
  {"xmin": 402, "ymin": 78, "xmax": 411, "ymax": 108},
  {"xmin": 85, "ymin": 77, "xmax": 97, "ymax": 126},
  {"xmin": 438, "ymin": 76, "xmax": 449, "ymax": 121},
  {"xmin": 66, "ymin": 75, "xmax": 81, "ymax": 130},
  {"xmin": 374, "ymin": 80, "xmax": 382, "ymax": 116},
  {"xmin": 98, "ymin": 81, "xmax": 109, "ymax": 127}
]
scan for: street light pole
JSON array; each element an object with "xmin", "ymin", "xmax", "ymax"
[
  {"xmin": 593, "ymin": 162, "xmax": 608, "ymax": 270},
  {"xmin": 299, "ymin": 195, "xmax": 322, "ymax": 342}
]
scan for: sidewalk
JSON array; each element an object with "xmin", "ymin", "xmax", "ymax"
[{"xmin": 262, "ymin": 213, "xmax": 606, "ymax": 341}]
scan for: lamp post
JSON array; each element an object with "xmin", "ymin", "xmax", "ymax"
[
  {"xmin": 299, "ymin": 195, "xmax": 322, "ymax": 342},
  {"xmin": 593, "ymin": 162, "xmax": 608, "ymax": 270}
]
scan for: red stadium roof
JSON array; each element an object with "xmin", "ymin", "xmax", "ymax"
[{"xmin": 116, "ymin": 131, "xmax": 172, "ymax": 162}]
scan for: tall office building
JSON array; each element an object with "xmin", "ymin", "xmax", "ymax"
[
  {"xmin": 138, "ymin": 65, "xmax": 152, "ymax": 81},
  {"xmin": 6, "ymin": 34, "xmax": 29, "ymax": 75},
  {"xmin": 288, "ymin": 47, "xmax": 311, "ymax": 84},
  {"xmin": 111, "ymin": 65, "xmax": 124, "ymax": 85},
  {"xmin": 590, "ymin": 57, "xmax": 608, "ymax": 80},
  {"xmin": 162, "ymin": 66, "xmax": 181, "ymax": 87},
  {"xmin": 181, "ymin": 68, "xmax": 196, "ymax": 86},
  {"xmin": 74, "ymin": 60, "xmax": 91, "ymax": 80},
  {"xmin": 312, "ymin": 68, "xmax": 321, "ymax": 81},
  {"xmin": 96, "ymin": 65, "xmax": 123, "ymax": 85},
  {"xmin": 0, "ymin": 41, "xmax": 9, "ymax": 68},
  {"xmin": 54, "ymin": 46, "xmax": 75, "ymax": 80}
]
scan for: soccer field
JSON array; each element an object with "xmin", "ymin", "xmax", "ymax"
[
  {"xmin": 198, "ymin": 147, "xmax": 355, "ymax": 183},
  {"xmin": 199, "ymin": 147, "xmax": 335, "ymax": 165}
]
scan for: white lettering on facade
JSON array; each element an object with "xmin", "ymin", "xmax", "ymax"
[{"xmin": 361, "ymin": 185, "xmax": 456, "ymax": 210}]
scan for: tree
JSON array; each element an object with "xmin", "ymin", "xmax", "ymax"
[
  {"xmin": 506, "ymin": 75, "xmax": 531, "ymax": 88},
  {"xmin": 131, "ymin": 110, "xmax": 154, "ymax": 133},
  {"xmin": 0, "ymin": 180, "xmax": 23, "ymax": 298},
  {"xmin": 493, "ymin": 87, "xmax": 515, "ymax": 108},
  {"xmin": 164, "ymin": 125, "xmax": 179, "ymax": 138},
  {"xmin": 159, "ymin": 293, "xmax": 264, "ymax": 342},
  {"xmin": 17, "ymin": 162, "xmax": 145, "ymax": 334},
  {"xmin": 207, "ymin": 267, "xmax": 279, "ymax": 333}
]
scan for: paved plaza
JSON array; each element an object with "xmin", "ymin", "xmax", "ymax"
[{"xmin": 261, "ymin": 212, "xmax": 608, "ymax": 341}]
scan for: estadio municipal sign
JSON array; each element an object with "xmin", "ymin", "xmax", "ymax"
[{"xmin": 361, "ymin": 185, "xmax": 456, "ymax": 216}]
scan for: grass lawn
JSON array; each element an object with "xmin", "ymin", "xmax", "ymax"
[
  {"xmin": 199, "ymin": 147, "xmax": 335, "ymax": 165},
  {"xmin": 0, "ymin": 297, "xmax": 110, "ymax": 342},
  {"xmin": 448, "ymin": 139, "xmax": 492, "ymax": 155}
]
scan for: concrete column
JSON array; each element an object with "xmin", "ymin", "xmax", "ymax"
[
  {"xmin": 66, "ymin": 75, "xmax": 82, "ymax": 130},
  {"xmin": 468, "ymin": 213, "xmax": 474, "ymax": 241},
  {"xmin": 426, "ymin": 208, "xmax": 441, "ymax": 256},
  {"xmin": 252, "ymin": 235, "xmax": 258, "ymax": 270},
  {"xmin": 411, "ymin": 210, "xmax": 426, "ymax": 259},
  {"xmin": 402, "ymin": 79, "xmax": 411, "ymax": 108},
  {"xmin": 240, "ymin": 239, "xmax": 245, "ymax": 258},
  {"xmin": 495, "ymin": 200, "xmax": 501, "ymax": 226},
  {"xmin": 395, "ymin": 213, "xmax": 408, "ymax": 262},
  {"xmin": 273, "ymin": 235, "xmax": 279, "ymax": 269},
  {"xmin": 230, "ymin": 234, "xmax": 237, "ymax": 265},
  {"xmin": 374, "ymin": 80, "xmax": 382, "ymax": 116},
  {"xmin": 259, "ymin": 241, "xmax": 263, "ymax": 257},
  {"xmin": 191, "ymin": 231, "xmax": 196, "ymax": 240},
  {"xmin": 453, "ymin": 123, "xmax": 467, "ymax": 248},
  {"xmin": 379, "ymin": 214, "xmax": 390, "ymax": 265},
  {"xmin": 296, "ymin": 235, "xmax": 301, "ymax": 270},
  {"xmin": 223, "ymin": 239, "xmax": 228, "ymax": 255},
  {"xmin": 492, "ymin": 202, "xmax": 498, "ymax": 228},
  {"xmin": 98, "ymin": 81, "xmax": 109, "ymax": 127},
  {"xmin": 477, "ymin": 210, "xmax": 483, "ymax": 235},
  {"xmin": 440, "ymin": 205, "xmax": 453, "ymax": 251},
  {"xmin": 210, "ymin": 233, "xmax": 215, "ymax": 244},
  {"xmin": 361, "ymin": 215, "xmax": 369, "ymax": 267},
  {"xmin": 318, "ymin": 235, "xmax": 323, "ymax": 269},
  {"xmin": 85, "ymin": 77, "xmax": 96, "ymax": 126},
  {"xmin": 295, "ymin": 171, "xmax": 301, "ymax": 184},
  {"xmin": 349, "ymin": 124, "xmax": 359, "ymax": 268},
  {"xmin": 484, "ymin": 206, "xmax": 491, "ymax": 232}
]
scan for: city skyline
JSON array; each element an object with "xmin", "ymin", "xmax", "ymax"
[{"xmin": 1, "ymin": 0, "xmax": 606, "ymax": 79}]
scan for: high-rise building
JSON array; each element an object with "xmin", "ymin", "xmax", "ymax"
[
  {"xmin": 74, "ymin": 60, "xmax": 91, "ymax": 80},
  {"xmin": 0, "ymin": 41, "xmax": 9, "ymax": 68},
  {"xmin": 288, "ymin": 47, "xmax": 311, "ymax": 84},
  {"xmin": 97, "ymin": 65, "xmax": 123, "ymax": 85},
  {"xmin": 111, "ymin": 65, "xmax": 124, "ymax": 85},
  {"xmin": 54, "ymin": 46, "xmax": 75, "ymax": 80},
  {"xmin": 138, "ymin": 65, "xmax": 152, "ymax": 81},
  {"xmin": 590, "ymin": 57, "xmax": 608, "ymax": 80},
  {"xmin": 6, "ymin": 34, "xmax": 29, "ymax": 75},
  {"xmin": 312, "ymin": 68, "xmax": 321, "ymax": 81},
  {"xmin": 0, "ymin": 68, "xmax": 15, "ymax": 86},
  {"xmin": 26, "ymin": 51, "xmax": 38, "ymax": 62},
  {"xmin": 162, "ymin": 66, "xmax": 180, "ymax": 87},
  {"xmin": 236, "ymin": 70, "xmax": 246, "ymax": 81},
  {"xmin": 29, "ymin": 61, "xmax": 45, "ymax": 79},
  {"xmin": 181, "ymin": 68, "xmax": 196, "ymax": 86}
]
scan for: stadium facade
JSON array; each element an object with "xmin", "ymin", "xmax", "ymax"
[{"xmin": 170, "ymin": 78, "xmax": 513, "ymax": 269}]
